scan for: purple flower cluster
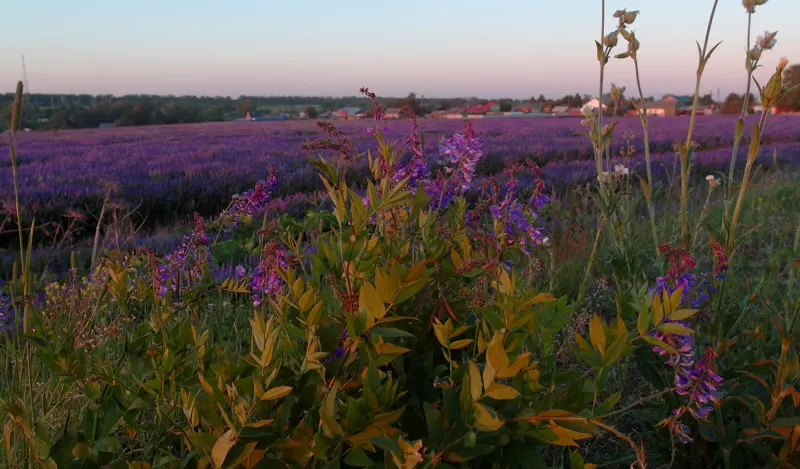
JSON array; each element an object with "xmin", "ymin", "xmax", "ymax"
[
  {"xmin": 425, "ymin": 121, "xmax": 486, "ymax": 209},
  {"xmin": 220, "ymin": 166, "xmax": 278, "ymax": 227},
  {"xmin": 249, "ymin": 241, "xmax": 290, "ymax": 306},
  {"xmin": 153, "ymin": 213, "xmax": 209, "ymax": 297},
  {"xmin": 0, "ymin": 281, "xmax": 15, "ymax": 333},
  {"xmin": 651, "ymin": 326, "xmax": 723, "ymax": 420},
  {"xmin": 391, "ymin": 107, "xmax": 428, "ymax": 188},
  {"xmin": 488, "ymin": 162, "xmax": 549, "ymax": 255},
  {"xmin": 439, "ymin": 131, "xmax": 485, "ymax": 192},
  {"xmin": 489, "ymin": 200, "xmax": 548, "ymax": 255}
]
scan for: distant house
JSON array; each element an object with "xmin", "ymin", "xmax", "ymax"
[
  {"xmin": 663, "ymin": 95, "xmax": 694, "ymax": 107},
  {"xmin": 467, "ymin": 101, "xmax": 500, "ymax": 114},
  {"xmin": 583, "ymin": 98, "xmax": 608, "ymax": 111},
  {"xmin": 635, "ymin": 100, "xmax": 678, "ymax": 117},
  {"xmin": 355, "ymin": 109, "xmax": 372, "ymax": 119},
  {"xmin": 431, "ymin": 108, "xmax": 466, "ymax": 119},
  {"xmin": 385, "ymin": 108, "xmax": 403, "ymax": 119},
  {"xmin": 551, "ymin": 105, "xmax": 575, "ymax": 116},
  {"xmin": 512, "ymin": 102, "xmax": 542, "ymax": 113},
  {"xmin": 98, "ymin": 122, "xmax": 116, "ymax": 129},
  {"xmin": 335, "ymin": 107, "xmax": 362, "ymax": 120}
]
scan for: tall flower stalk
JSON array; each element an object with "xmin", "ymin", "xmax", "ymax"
[
  {"xmin": 678, "ymin": 0, "xmax": 720, "ymax": 247},
  {"xmin": 614, "ymin": 9, "xmax": 660, "ymax": 260},
  {"xmin": 726, "ymin": 2, "xmax": 775, "ymax": 225}
]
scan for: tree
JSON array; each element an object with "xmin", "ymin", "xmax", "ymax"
[
  {"xmin": 236, "ymin": 99, "xmax": 256, "ymax": 116},
  {"xmin": 721, "ymin": 93, "xmax": 757, "ymax": 114},
  {"xmin": 779, "ymin": 63, "xmax": 800, "ymax": 111},
  {"xmin": 536, "ymin": 94, "xmax": 547, "ymax": 103},
  {"xmin": 305, "ymin": 106, "xmax": 319, "ymax": 118},
  {"xmin": 498, "ymin": 99, "xmax": 513, "ymax": 112}
]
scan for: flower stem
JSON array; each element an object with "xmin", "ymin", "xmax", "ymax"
[
  {"xmin": 633, "ymin": 55, "xmax": 660, "ymax": 262},
  {"xmin": 682, "ymin": 0, "xmax": 720, "ymax": 247}
]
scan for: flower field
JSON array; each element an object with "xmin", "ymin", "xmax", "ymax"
[{"xmin": 2, "ymin": 115, "xmax": 799, "ymax": 230}]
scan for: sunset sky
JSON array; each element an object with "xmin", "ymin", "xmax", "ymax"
[{"xmin": 2, "ymin": 0, "xmax": 797, "ymax": 98}]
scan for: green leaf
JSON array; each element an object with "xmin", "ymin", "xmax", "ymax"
[
  {"xmin": 424, "ymin": 402, "xmax": 444, "ymax": 447},
  {"xmin": 343, "ymin": 448, "xmax": 375, "ymax": 467},
  {"xmin": 93, "ymin": 435, "xmax": 121, "ymax": 453},
  {"xmin": 370, "ymin": 327, "xmax": 414, "ymax": 338},
  {"xmin": 595, "ymin": 40, "xmax": 605, "ymax": 63},
  {"xmin": 50, "ymin": 432, "xmax": 77, "ymax": 469}
]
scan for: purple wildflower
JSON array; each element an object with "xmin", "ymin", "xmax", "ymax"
[
  {"xmin": 439, "ymin": 132, "xmax": 485, "ymax": 191},
  {"xmin": 221, "ymin": 166, "xmax": 278, "ymax": 228},
  {"xmin": 487, "ymin": 161, "xmax": 549, "ymax": 255},
  {"xmin": 360, "ymin": 87, "xmax": 387, "ymax": 133},
  {"xmin": 154, "ymin": 213, "xmax": 210, "ymax": 297},
  {"xmin": 676, "ymin": 348, "xmax": 723, "ymax": 419},
  {"xmin": 250, "ymin": 242, "xmax": 290, "ymax": 306},
  {"xmin": 234, "ymin": 265, "xmax": 246, "ymax": 278}
]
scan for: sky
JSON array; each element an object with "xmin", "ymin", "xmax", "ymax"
[{"xmin": 1, "ymin": 0, "xmax": 798, "ymax": 99}]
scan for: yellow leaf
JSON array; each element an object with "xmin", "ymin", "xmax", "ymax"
[
  {"xmin": 449, "ymin": 339, "xmax": 473, "ymax": 350},
  {"xmin": 549, "ymin": 423, "xmax": 593, "ymax": 447},
  {"xmin": 298, "ymin": 290, "xmax": 315, "ymax": 313},
  {"xmin": 657, "ymin": 323, "xmax": 694, "ymax": 334},
  {"xmin": 432, "ymin": 319, "xmax": 449, "ymax": 347},
  {"xmin": 668, "ymin": 308, "xmax": 699, "ymax": 321},
  {"xmin": 482, "ymin": 360, "xmax": 496, "ymax": 389},
  {"xmin": 246, "ymin": 419, "xmax": 274, "ymax": 428},
  {"xmin": 496, "ymin": 353, "xmax": 531, "ymax": 379},
  {"xmin": 374, "ymin": 342, "xmax": 410, "ymax": 357},
  {"xmin": 211, "ymin": 429, "xmax": 237, "ymax": 469},
  {"xmin": 473, "ymin": 403, "xmax": 505, "ymax": 432},
  {"xmin": 589, "ymin": 314, "xmax": 606, "ymax": 355},
  {"xmin": 668, "ymin": 287, "xmax": 684, "ymax": 315},
  {"xmin": 486, "ymin": 333, "xmax": 510, "ymax": 373},
  {"xmin": 484, "ymin": 383, "xmax": 520, "ymax": 400},
  {"xmin": 261, "ymin": 386, "xmax": 293, "ymax": 401},
  {"xmin": 499, "ymin": 270, "xmax": 513, "ymax": 295},
  {"xmin": 525, "ymin": 293, "xmax": 557, "ymax": 305},
  {"xmin": 651, "ymin": 291, "xmax": 664, "ymax": 325},
  {"xmin": 468, "ymin": 361, "xmax": 483, "ymax": 401},
  {"xmin": 375, "ymin": 268, "xmax": 393, "ymax": 303},
  {"xmin": 320, "ymin": 385, "xmax": 344, "ymax": 438},
  {"xmin": 360, "ymin": 281, "xmax": 385, "ymax": 327},
  {"xmin": 451, "ymin": 248, "xmax": 463, "ymax": 269}
]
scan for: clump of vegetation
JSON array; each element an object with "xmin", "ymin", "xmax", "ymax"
[{"xmin": 1, "ymin": 1, "xmax": 799, "ymax": 468}]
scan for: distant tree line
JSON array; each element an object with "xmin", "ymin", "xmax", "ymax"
[{"xmin": 2, "ymin": 69, "xmax": 797, "ymax": 131}]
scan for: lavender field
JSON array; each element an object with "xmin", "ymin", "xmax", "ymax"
[{"xmin": 2, "ymin": 115, "xmax": 799, "ymax": 231}]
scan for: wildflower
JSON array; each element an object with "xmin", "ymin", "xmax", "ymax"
[
  {"xmin": 613, "ymin": 164, "xmax": 629, "ymax": 175},
  {"xmin": 234, "ymin": 265, "xmax": 246, "ymax": 278},
  {"xmin": 623, "ymin": 10, "xmax": 639, "ymax": 24},
  {"xmin": 705, "ymin": 174, "xmax": 720, "ymax": 189},
  {"xmin": 250, "ymin": 241, "xmax": 290, "ymax": 306},
  {"xmin": 748, "ymin": 47, "xmax": 762, "ymax": 62},
  {"xmin": 777, "ymin": 56, "xmax": 789, "ymax": 72},
  {"xmin": 439, "ymin": 131, "xmax": 485, "ymax": 191},
  {"xmin": 756, "ymin": 31, "xmax": 778, "ymax": 50},
  {"xmin": 676, "ymin": 348, "xmax": 724, "ymax": 419},
  {"xmin": 154, "ymin": 213, "xmax": 209, "ymax": 297},
  {"xmin": 743, "ymin": 0, "xmax": 767, "ymax": 13},
  {"xmin": 392, "ymin": 106, "xmax": 428, "ymax": 188},
  {"xmin": 360, "ymin": 87, "xmax": 387, "ymax": 132},
  {"xmin": 488, "ymin": 164, "xmax": 549, "ymax": 255},
  {"xmin": 221, "ymin": 166, "xmax": 278, "ymax": 227}
]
